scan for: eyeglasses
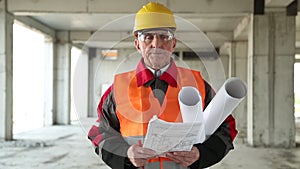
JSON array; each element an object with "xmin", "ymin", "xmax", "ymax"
[{"xmin": 137, "ymin": 30, "xmax": 174, "ymax": 44}]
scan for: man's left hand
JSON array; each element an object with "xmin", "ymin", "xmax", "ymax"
[{"xmin": 165, "ymin": 146, "xmax": 200, "ymax": 167}]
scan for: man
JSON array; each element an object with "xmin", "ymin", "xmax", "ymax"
[{"xmin": 88, "ymin": 2, "xmax": 237, "ymax": 169}]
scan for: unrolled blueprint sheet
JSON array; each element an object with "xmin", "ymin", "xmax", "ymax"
[{"xmin": 143, "ymin": 115, "xmax": 202, "ymax": 154}]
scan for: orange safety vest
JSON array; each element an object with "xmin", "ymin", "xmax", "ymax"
[{"xmin": 114, "ymin": 67, "xmax": 206, "ymax": 168}]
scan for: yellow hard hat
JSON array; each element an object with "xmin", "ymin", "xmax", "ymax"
[{"xmin": 133, "ymin": 2, "xmax": 176, "ymax": 33}]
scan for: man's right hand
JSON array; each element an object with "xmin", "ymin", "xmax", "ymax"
[{"xmin": 127, "ymin": 144, "xmax": 157, "ymax": 167}]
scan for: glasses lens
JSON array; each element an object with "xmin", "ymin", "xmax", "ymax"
[
  {"xmin": 143, "ymin": 33, "xmax": 155, "ymax": 41},
  {"xmin": 138, "ymin": 31, "xmax": 174, "ymax": 43}
]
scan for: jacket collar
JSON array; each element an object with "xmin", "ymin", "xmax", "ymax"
[{"xmin": 136, "ymin": 59, "xmax": 178, "ymax": 87}]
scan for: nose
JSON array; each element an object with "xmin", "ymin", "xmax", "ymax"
[{"xmin": 150, "ymin": 34, "xmax": 162, "ymax": 48}]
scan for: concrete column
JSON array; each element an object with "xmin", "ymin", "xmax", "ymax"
[
  {"xmin": 179, "ymin": 50, "xmax": 183, "ymax": 60},
  {"xmin": 230, "ymin": 41, "xmax": 248, "ymax": 139},
  {"xmin": 228, "ymin": 43, "xmax": 236, "ymax": 78},
  {"xmin": 44, "ymin": 36, "xmax": 55, "ymax": 126},
  {"xmin": 0, "ymin": 0, "xmax": 13, "ymax": 140},
  {"xmin": 88, "ymin": 48, "xmax": 97, "ymax": 117},
  {"xmin": 54, "ymin": 31, "xmax": 71, "ymax": 124},
  {"xmin": 72, "ymin": 48, "xmax": 89, "ymax": 119},
  {"xmin": 219, "ymin": 43, "xmax": 231, "ymax": 78},
  {"xmin": 219, "ymin": 54, "xmax": 229, "ymax": 79},
  {"xmin": 220, "ymin": 41, "xmax": 248, "ymax": 139},
  {"xmin": 247, "ymin": 11, "xmax": 295, "ymax": 147},
  {"xmin": 88, "ymin": 48, "xmax": 94, "ymax": 117}
]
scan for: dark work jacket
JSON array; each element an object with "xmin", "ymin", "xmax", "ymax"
[{"xmin": 88, "ymin": 60, "xmax": 238, "ymax": 169}]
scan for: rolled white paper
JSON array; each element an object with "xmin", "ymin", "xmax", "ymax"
[
  {"xmin": 179, "ymin": 86, "xmax": 203, "ymax": 122},
  {"xmin": 203, "ymin": 77, "xmax": 247, "ymax": 137},
  {"xmin": 178, "ymin": 86, "xmax": 205, "ymax": 143}
]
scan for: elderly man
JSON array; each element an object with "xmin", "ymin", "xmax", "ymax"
[{"xmin": 88, "ymin": 2, "xmax": 237, "ymax": 169}]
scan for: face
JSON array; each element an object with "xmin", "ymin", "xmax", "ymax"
[{"xmin": 134, "ymin": 29, "xmax": 177, "ymax": 70}]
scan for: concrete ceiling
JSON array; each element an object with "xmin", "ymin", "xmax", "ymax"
[{"xmin": 7, "ymin": 0, "xmax": 300, "ymax": 50}]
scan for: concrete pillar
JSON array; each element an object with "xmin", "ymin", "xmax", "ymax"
[
  {"xmin": 179, "ymin": 50, "xmax": 183, "ymax": 60},
  {"xmin": 0, "ymin": 0, "xmax": 14, "ymax": 140},
  {"xmin": 230, "ymin": 41, "xmax": 248, "ymax": 139},
  {"xmin": 87, "ymin": 48, "xmax": 97, "ymax": 117},
  {"xmin": 54, "ymin": 31, "xmax": 71, "ymax": 124},
  {"xmin": 220, "ymin": 41, "xmax": 248, "ymax": 139},
  {"xmin": 228, "ymin": 43, "xmax": 236, "ymax": 78},
  {"xmin": 44, "ymin": 36, "xmax": 55, "ymax": 126},
  {"xmin": 247, "ymin": 11, "xmax": 295, "ymax": 147},
  {"xmin": 219, "ymin": 54, "xmax": 229, "ymax": 79},
  {"xmin": 72, "ymin": 48, "xmax": 89, "ymax": 119},
  {"xmin": 219, "ymin": 43, "xmax": 231, "ymax": 78}
]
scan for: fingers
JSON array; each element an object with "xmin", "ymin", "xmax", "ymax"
[
  {"xmin": 165, "ymin": 154, "xmax": 193, "ymax": 167},
  {"xmin": 128, "ymin": 145, "xmax": 200, "ymax": 167},
  {"xmin": 166, "ymin": 153, "xmax": 193, "ymax": 167},
  {"xmin": 128, "ymin": 144, "xmax": 156, "ymax": 158},
  {"xmin": 139, "ymin": 147, "xmax": 157, "ymax": 157},
  {"xmin": 127, "ymin": 144, "xmax": 157, "ymax": 167},
  {"xmin": 166, "ymin": 147, "xmax": 200, "ymax": 167}
]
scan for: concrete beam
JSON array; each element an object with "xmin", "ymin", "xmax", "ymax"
[
  {"xmin": 87, "ymin": 0, "xmax": 151, "ymax": 13},
  {"xmin": 8, "ymin": 0, "xmax": 88, "ymax": 13},
  {"xmin": 234, "ymin": 15, "xmax": 250, "ymax": 41},
  {"xmin": 70, "ymin": 31, "xmax": 132, "ymax": 42},
  {"xmin": 265, "ymin": 0, "xmax": 294, "ymax": 7},
  {"xmin": 162, "ymin": 0, "xmax": 252, "ymax": 14},
  {"xmin": 14, "ymin": 16, "xmax": 56, "ymax": 38},
  {"xmin": 70, "ymin": 30, "xmax": 233, "ymax": 49},
  {"xmin": 199, "ymin": 31, "xmax": 233, "ymax": 47},
  {"xmin": 219, "ymin": 42, "xmax": 232, "ymax": 56},
  {"xmin": 8, "ymin": 0, "xmax": 252, "ymax": 14}
]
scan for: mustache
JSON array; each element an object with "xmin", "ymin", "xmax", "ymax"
[{"xmin": 148, "ymin": 48, "xmax": 171, "ymax": 55}]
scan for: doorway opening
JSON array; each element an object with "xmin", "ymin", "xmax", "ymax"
[{"xmin": 13, "ymin": 22, "xmax": 45, "ymax": 134}]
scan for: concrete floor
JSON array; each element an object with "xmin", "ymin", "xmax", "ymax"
[{"xmin": 1, "ymin": 118, "xmax": 300, "ymax": 169}]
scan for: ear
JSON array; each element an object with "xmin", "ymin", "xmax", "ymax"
[
  {"xmin": 134, "ymin": 39, "xmax": 142, "ymax": 53},
  {"xmin": 172, "ymin": 38, "xmax": 177, "ymax": 49}
]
